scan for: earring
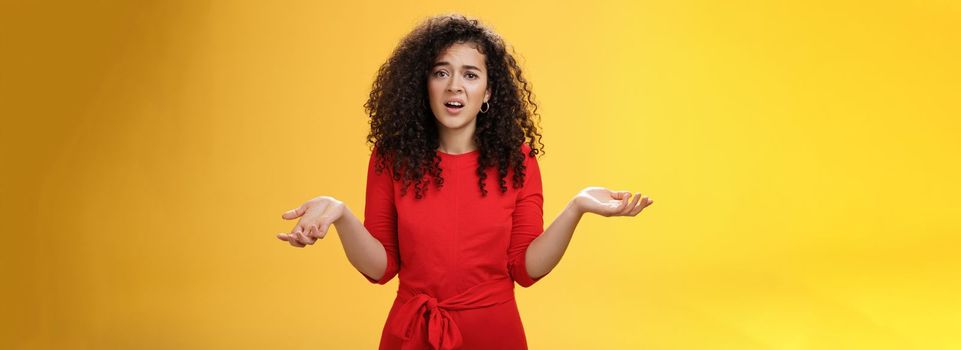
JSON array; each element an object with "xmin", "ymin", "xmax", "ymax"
[{"xmin": 480, "ymin": 101, "xmax": 490, "ymax": 113}]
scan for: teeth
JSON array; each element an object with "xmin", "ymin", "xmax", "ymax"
[{"xmin": 446, "ymin": 101, "xmax": 463, "ymax": 107}]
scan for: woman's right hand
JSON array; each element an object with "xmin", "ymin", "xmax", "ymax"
[{"xmin": 276, "ymin": 196, "xmax": 346, "ymax": 248}]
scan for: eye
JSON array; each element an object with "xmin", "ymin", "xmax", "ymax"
[
  {"xmin": 433, "ymin": 70, "xmax": 448, "ymax": 78},
  {"xmin": 466, "ymin": 72, "xmax": 478, "ymax": 79}
]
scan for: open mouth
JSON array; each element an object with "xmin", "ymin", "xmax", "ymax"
[
  {"xmin": 444, "ymin": 101, "xmax": 464, "ymax": 110},
  {"xmin": 443, "ymin": 100, "xmax": 465, "ymax": 114}
]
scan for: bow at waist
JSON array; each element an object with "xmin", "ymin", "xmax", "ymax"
[{"xmin": 388, "ymin": 277, "xmax": 515, "ymax": 350}]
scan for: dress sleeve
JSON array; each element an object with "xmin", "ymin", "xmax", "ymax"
[
  {"xmin": 507, "ymin": 151, "xmax": 546, "ymax": 287},
  {"xmin": 361, "ymin": 148, "xmax": 400, "ymax": 285}
]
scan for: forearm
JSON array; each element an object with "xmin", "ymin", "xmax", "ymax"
[
  {"xmin": 524, "ymin": 200, "xmax": 584, "ymax": 279},
  {"xmin": 333, "ymin": 206, "xmax": 388, "ymax": 280}
]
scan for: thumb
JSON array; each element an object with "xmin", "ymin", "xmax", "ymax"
[
  {"xmin": 282, "ymin": 205, "xmax": 306, "ymax": 220},
  {"xmin": 614, "ymin": 190, "xmax": 630, "ymax": 200},
  {"xmin": 319, "ymin": 222, "xmax": 331, "ymax": 235}
]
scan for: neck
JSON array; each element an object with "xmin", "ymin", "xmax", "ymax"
[{"xmin": 436, "ymin": 121, "xmax": 477, "ymax": 154}]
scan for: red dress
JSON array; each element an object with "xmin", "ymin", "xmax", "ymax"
[{"xmin": 362, "ymin": 143, "xmax": 547, "ymax": 350}]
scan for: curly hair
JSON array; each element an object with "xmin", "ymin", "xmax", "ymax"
[{"xmin": 364, "ymin": 13, "xmax": 545, "ymax": 200}]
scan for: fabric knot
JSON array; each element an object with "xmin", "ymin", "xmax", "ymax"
[
  {"xmin": 385, "ymin": 277, "xmax": 516, "ymax": 350},
  {"xmin": 391, "ymin": 293, "xmax": 462, "ymax": 350}
]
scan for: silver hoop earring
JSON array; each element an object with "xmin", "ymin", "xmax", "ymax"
[{"xmin": 480, "ymin": 101, "xmax": 490, "ymax": 113}]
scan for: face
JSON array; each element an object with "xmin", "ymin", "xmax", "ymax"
[{"xmin": 428, "ymin": 42, "xmax": 491, "ymax": 131}]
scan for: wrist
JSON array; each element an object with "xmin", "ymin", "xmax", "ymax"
[
  {"xmin": 334, "ymin": 203, "xmax": 350, "ymax": 222},
  {"xmin": 565, "ymin": 199, "xmax": 584, "ymax": 217}
]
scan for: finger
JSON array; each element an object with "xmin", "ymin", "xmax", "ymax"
[
  {"xmin": 282, "ymin": 205, "xmax": 307, "ymax": 220},
  {"xmin": 614, "ymin": 190, "xmax": 631, "ymax": 200},
  {"xmin": 618, "ymin": 192, "xmax": 638, "ymax": 215},
  {"xmin": 290, "ymin": 228, "xmax": 306, "ymax": 247},
  {"xmin": 618, "ymin": 192, "xmax": 633, "ymax": 211},
  {"xmin": 318, "ymin": 222, "xmax": 330, "ymax": 239},
  {"xmin": 294, "ymin": 227, "xmax": 311, "ymax": 245},
  {"xmin": 620, "ymin": 192, "xmax": 642, "ymax": 215},
  {"xmin": 301, "ymin": 225, "xmax": 317, "ymax": 245},
  {"xmin": 303, "ymin": 226, "xmax": 318, "ymax": 245},
  {"xmin": 283, "ymin": 233, "xmax": 305, "ymax": 247},
  {"xmin": 291, "ymin": 225, "xmax": 307, "ymax": 244},
  {"xmin": 319, "ymin": 222, "xmax": 331, "ymax": 239},
  {"xmin": 630, "ymin": 196, "xmax": 652, "ymax": 216}
]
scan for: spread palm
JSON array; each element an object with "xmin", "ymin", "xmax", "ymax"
[{"xmin": 573, "ymin": 186, "xmax": 653, "ymax": 217}]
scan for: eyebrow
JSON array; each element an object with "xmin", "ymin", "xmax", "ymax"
[{"xmin": 432, "ymin": 61, "xmax": 484, "ymax": 72}]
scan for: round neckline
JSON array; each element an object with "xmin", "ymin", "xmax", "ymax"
[{"xmin": 436, "ymin": 149, "xmax": 480, "ymax": 158}]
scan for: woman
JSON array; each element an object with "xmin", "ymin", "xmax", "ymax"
[{"xmin": 276, "ymin": 14, "xmax": 653, "ymax": 350}]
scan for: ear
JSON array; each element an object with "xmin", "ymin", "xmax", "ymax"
[{"xmin": 484, "ymin": 86, "xmax": 491, "ymax": 103}]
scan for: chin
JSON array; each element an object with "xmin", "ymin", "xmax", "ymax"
[
  {"xmin": 437, "ymin": 119, "xmax": 470, "ymax": 130},
  {"xmin": 434, "ymin": 114, "xmax": 476, "ymax": 130}
]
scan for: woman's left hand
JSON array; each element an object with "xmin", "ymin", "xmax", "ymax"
[{"xmin": 572, "ymin": 186, "xmax": 653, "ymax": 217}]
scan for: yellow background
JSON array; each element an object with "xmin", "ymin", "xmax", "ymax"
[{"xmin": 2, "ymin": 1, "xmax": 959, "ymax": 349}]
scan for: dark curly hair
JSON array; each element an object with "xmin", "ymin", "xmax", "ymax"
[{"xmin": 364, "ymin": 13, "xmax": 545, "ymax": 200}]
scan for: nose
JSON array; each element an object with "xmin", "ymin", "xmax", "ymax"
[{"xmin": 446, "ymin": 74, "xmax": 464, "ymax": 93}]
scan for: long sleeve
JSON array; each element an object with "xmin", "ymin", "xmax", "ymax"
[
  {"xmin": 507, "ymin": 151, "xmax": 546, "ymax": 287},
  {"xmin": 362, "ymin": 148, "xmax": 400, "ymax": 285}
]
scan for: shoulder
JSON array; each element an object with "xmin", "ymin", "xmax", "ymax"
[
  {"xmin": 519, "ymin": 143, "xmax": 539, "ymax": 166},
  {"xmin": 518, "ymin": 143, "xmax": 540, "ymax": 176},
  {"xmin": 368, "ymin": 146, "xmax": 380, "ymax": 166},
  {"xmin": 368, "ymin": 146, "xmax": 394, "ymax": 173},
  {"xmin": 370, "ymin": 146, "xmax": 394, "ymax": 163},
  {"xmin": 520, "ymin": 143, "xmax": 534, "ymax": 161},
  {"xmin": 520, "ymin": 143, "xmax": 531, "ymax": 155}
]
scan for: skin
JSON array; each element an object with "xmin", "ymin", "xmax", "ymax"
[
  {"xmin": 428, "ymin": 42, "xmax": 491, "ymax": 154},
  {"xmin": 276, "ymin": 42, "xmax": 654, "ymax": 283}
]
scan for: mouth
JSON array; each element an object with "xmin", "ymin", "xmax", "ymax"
[{"xmin": 443, "ymin": 99, "xmax": 465, "ymax": 114}]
